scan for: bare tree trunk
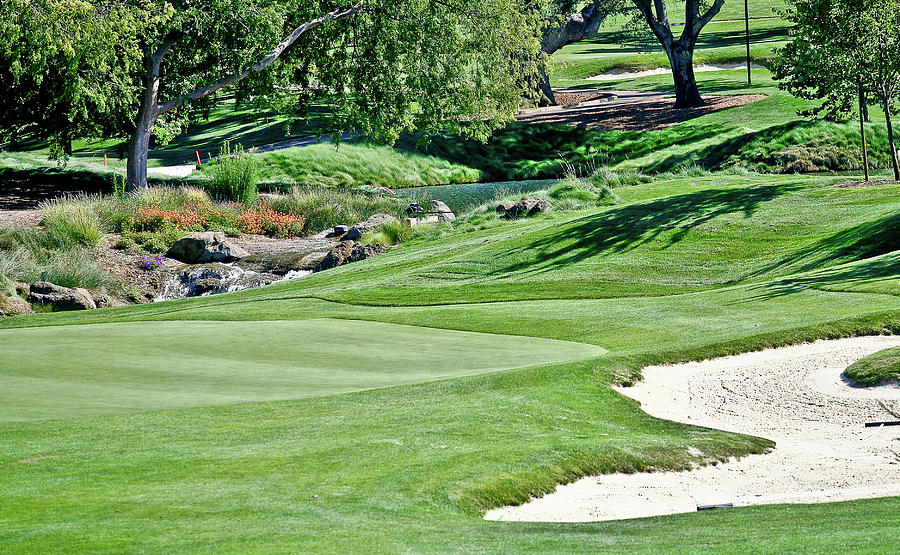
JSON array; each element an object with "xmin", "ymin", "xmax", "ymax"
[
  {"xmin": 668, "ymin": 41, "xmax": 703, "ymax": 107},
  {"xmin": 632, "ymin": 0, "xmax": 724, "ymax": 109},
  {"xmin": 538, "ymin": 2, "xmax": 608, "ymax": 106},
  {"xmin": 127, "ymin": 36, "xmax": 177, "ymax": 190},
  {"xmin": 884, "ymin": 96, "xmax": 900, "ymax": 181}
]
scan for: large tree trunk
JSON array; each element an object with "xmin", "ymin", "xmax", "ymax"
[
  {"xmin": 127, "ymin": 37, "xmax": 176, "ymax": 190},
  {"xmin": 538, "ymin": 2, "xmax": 608, "ymax": 106},
  {"xmin": 884, "ymin": 96, "xmax": 900, "ymax": 181},
  {"xmin": 667, "ymin": 41, "xmax": 703, "ymax": 108}
]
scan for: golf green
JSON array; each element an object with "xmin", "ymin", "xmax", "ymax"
[{"xmin": 0, "ymin": 318, "xmax": 606, "ymax": 421}]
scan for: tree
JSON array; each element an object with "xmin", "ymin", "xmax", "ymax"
[
  {"xmin": 537, "ymin": 1, "xmax": 616, "ymax": 105},
  {"xmin": 772, "ymin": 0, "xmax": 900, "ymax": 180},
  {"xmin": 0, "ymin": 1, "xmax": 160, "ymax": 161},
  {"xmin": 2, "ymin": 0, "xmax": 545, "ymax": 189},
  {"xmin": 630, "ymin": 0, "xmax": 725, "ymax": 107}
]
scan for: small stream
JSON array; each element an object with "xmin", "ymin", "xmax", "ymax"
[
  {"xmin": 155, "ymin": 263, "xmax": 312, "ymax": 301},
  {"xmin": 395, "ymin": 179, "xmax": 556, "ymax": 213}
]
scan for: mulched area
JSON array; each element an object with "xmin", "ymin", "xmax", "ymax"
[
  {"xmin": 552, "ymin": 91, "xmax": 616, "ymax": 106},
  {"xmin": 0, "ymin": 177, "xmax": 107, "ymax": 228},
  {"xmin": 518, "ymin": 94, "xmax": 767, "ymax": 132},
  {"xmin": 835, "ymin": 179, "xmax": 900, "ymax": 188}
]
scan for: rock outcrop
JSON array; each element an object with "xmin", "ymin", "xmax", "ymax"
[
  {"xmin": 496, "ymin": 197, "xmax": 552, "ymax": 219},
  {"xmin": 165, "ymin": 232, "xmax": 249, "ymax": 264},
  {"xmin": 315, "ymin": 241, "xmax": 387, "ymax": 271},
  {"xmin": 27, "ymin": 281, "xmax": 96, "ymax": 311}
]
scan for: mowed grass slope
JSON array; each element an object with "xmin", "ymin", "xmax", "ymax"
[{"xmin": 2, "ymin": 175, "xmax": 900, "ymax": 551}]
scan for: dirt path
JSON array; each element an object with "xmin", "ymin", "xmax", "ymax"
[{"xmin": 486, "ymin": 336, "xmax": 900, "ymax": 522}]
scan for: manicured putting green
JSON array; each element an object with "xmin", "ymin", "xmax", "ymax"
[{"xmin": 0, "ymin": 318, "xmax": 605, "ymax": 421}]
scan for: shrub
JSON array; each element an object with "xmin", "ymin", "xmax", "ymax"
[
  {"xmin": 207, "ymin": 142, "xmax": 259, "ymax": 204},
  {"xmin": 117, "ymin": 228, "xmax": 185, "ymax": 253},
  {"xmin": 590, "ymin": 167, "xmax": 653, "ymax": 189},
  {"xmin": 238, "ymin": 205, "xmax": 305, "ymax": 238},
  {"xmin": 39, "ymin": 195, "xmax": 107, "ymax": 246}
]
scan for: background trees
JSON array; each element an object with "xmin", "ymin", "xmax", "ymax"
[
  {"xmin": 773, "ymin": 0, "xmax": 900, "ymax": 180},
  {"xmin": 2, "ymin": 0, "xmax": 545, "ymax": 189}
]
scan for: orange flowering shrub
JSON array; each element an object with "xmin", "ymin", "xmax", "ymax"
[
  {"xmin": 130, "ymin": 205, "xmax": 204, "ymax": 232},
  {"xmin": 238, "ymin": 205, "xmax": 305, "ymax": 238}
]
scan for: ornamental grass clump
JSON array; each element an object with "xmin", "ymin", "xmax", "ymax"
[
  {"xmin": 39, "ymin": 195, "xmax": 107, "ymax": 246},
  {"xmin": 208, "ymin": 142, "xmax": 259, "ymax": 205}
]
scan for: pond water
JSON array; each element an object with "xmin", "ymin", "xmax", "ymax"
[{"xmin": 395, "ymin": 179, "xmax": 557, "ymax": 213}]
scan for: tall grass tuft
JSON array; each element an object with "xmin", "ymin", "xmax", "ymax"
[
  {"xmin": 208, "ymin": 142, "xmax": 259, "ymax": 204},
  {"xmin": 0, "ymin": 228, "xmax": 117, "ymax": 290},
  {"xmin": 38, "ymin": 195, "xmax": 107, "ymax": 246},
  {"xmin": 366, "ymin": 220, "xmax": 413, "ymax": 246}
]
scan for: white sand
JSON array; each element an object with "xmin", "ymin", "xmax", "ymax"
[
  {"xmin": 486, "ymin": 336, "xmax": 900, "ymax": 522},
  {"xmin": 584, "ymin": 63, "xmax": 767, "ymax": 82}
]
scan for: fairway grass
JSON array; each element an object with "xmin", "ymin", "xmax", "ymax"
[
  {"xmin": 0, "ymin": 318, "xmax": 605, "ymax": 421},
  {"xmin": 2, "ymin": 174, "xmax": 900, "ymax": 551}
]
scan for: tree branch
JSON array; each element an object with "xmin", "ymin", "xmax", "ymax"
[
  {"xmin": 690, "ymin": 0, "xmax": 724, "ymax": 37},
  {"xmin": 632, "ymin": 0, "xmax": 672, "ymax": 47},
  {"xmin": 155, "ymin": 1, "xmax": 365, "ymax": 117}
]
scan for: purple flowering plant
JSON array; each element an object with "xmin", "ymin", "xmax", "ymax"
[{"xmin": 128, "ymin": 250, "xmax": 166, "ymax": 271}]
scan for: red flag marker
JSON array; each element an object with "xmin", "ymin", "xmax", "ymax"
[{"xmin": 196, "ymin": 151, "xmax": 202, "ymax": 166}]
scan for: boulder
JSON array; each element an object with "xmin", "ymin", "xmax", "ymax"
[
  {"xmin": 406, "ymin": 202, "xmax": 426, "ymax": 215},
  {"xmin": 431, "ymin": 200, "xmax": 456, "ymax": 222},
  {"xmin": 0, "ymin": 296, "xmax": 34, "ymax": 317},
  {"xmin": 315, "ymin": 241, "xmax": 388, "ymax": 272},
  {"xmin": 27, "ymin": 281, "xmax": 96, "ymax": 311},
  {"xmin": 236, "ymin": 251, "xmax": 328, "ymax": 275},
  {"xmin": 91, "ymin": 292, "xmax": 122, "ymax": 309},
  {"xmin": 497, "ymin": 197, "xmax": 551, "ymax": 219},
  {"xmin": 345, "ymin": 213, "xmax": 399, "ymax": 240},
  {"xmin": 165, "ymin": 232, "xmax": 249, "ymax": 264}
]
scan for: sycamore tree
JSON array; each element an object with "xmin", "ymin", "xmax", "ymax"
[
  {"xmin": 1, "ymin": 0, "xmax": 544, "ymax": 189},
  {"xmin": 773, "ymin": 0, "xmax": 900, "ymax": 180},
  {"xmin": 630, "ymin": 0, "xmax": 725, "ymax": 107}
]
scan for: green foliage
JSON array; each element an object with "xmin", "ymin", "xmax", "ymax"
[
  {"xmin": 207, "ymin": 142, "xmax": 259, "ymax": 204},
  {"xmin": 116, "ymin": 227, "xmax": 185, "ymax": 254},
  {"xmin": 0, "ymin": 228, "xmax": 116, "ymax": 290},
  {"xmin": 844, "ymin": 347, "xmax": 900, "ymax": 386},
  {"xmin": 38, "ymin": 195, "xmax": 107, "ymax": 246}
]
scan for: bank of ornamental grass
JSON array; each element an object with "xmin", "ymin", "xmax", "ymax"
[{"xmin": 844, "ymin": 347, "xmax": 900, "ymax": 386}]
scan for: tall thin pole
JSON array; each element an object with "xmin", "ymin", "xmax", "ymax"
[
  {"xmin": 859, "ymin": 84, "xmax": 870, "ymax": 182},
  {"xmin": 745, "ymin": 0, "xmax": 752, "ymax": 85}
]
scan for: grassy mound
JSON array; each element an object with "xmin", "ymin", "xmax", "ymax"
[{"xmin": 844, "ymin": 347, "xmax": 900, "ymax": 386}]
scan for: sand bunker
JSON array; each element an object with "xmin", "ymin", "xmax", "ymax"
[
  {"xmin": 486, "ymin": 336, "xmax": 900, "ymax": 522},
  {"xmin": 585, "ymin": 63, "xmax": 767, "ymax": 82}
]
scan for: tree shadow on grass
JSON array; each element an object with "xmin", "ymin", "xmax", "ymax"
[
  {"xmin": 488, "ymin": 182, "xmax": 804, "ymax": 278},
  {"xmin": 740, "ymin": 213, "xmax": 900, "ymax": 301}
]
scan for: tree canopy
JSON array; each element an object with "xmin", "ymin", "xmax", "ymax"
[
  {"xmin": 1, "ymin": 0, "xmax": 546, "ymax": 188},
  {"xmin": 773, "ymin": 0, "xmax": 900, "ymax": 179}
]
